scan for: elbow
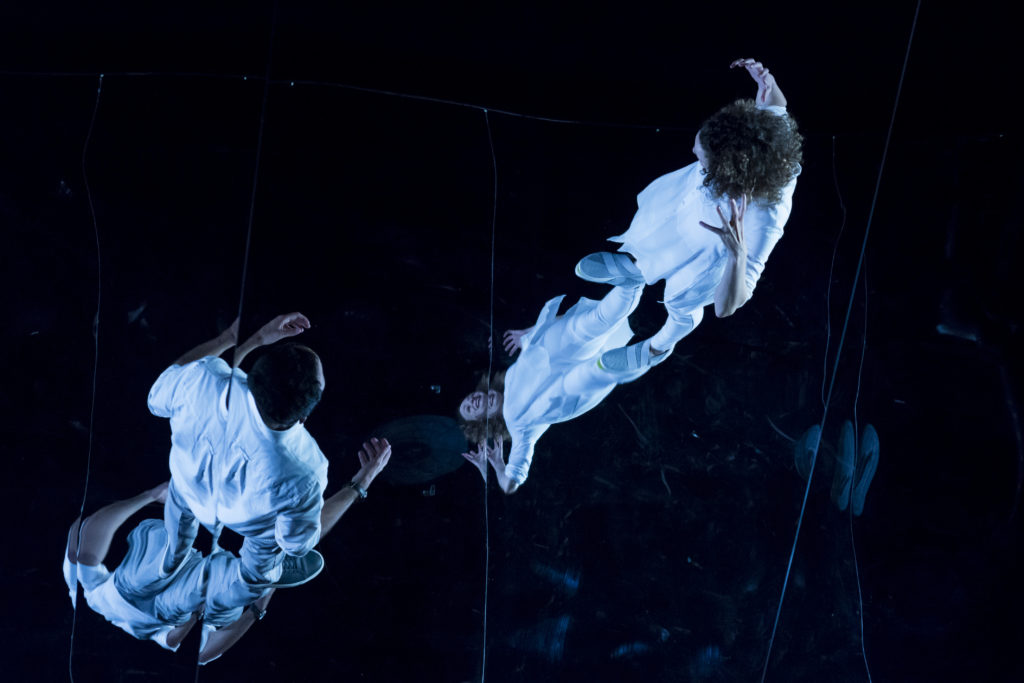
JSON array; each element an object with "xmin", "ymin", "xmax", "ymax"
[
  {"xmin": 715, "ymin": 302, "xmax": 739, "ymax": 318},
  {"xmin": 502, "ymin": 480, "xmax": 520, "ymax": 495},
  {"xmin": 715, "ymin": 291, "xmax": 752, "ymax": 318}
]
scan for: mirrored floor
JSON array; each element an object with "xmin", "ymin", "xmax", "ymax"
[{"xmin": 3, "ymin": 3, "xmax": 1022, "ymax": 682}]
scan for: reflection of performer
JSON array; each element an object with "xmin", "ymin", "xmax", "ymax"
[
  {"xmin": 64, "ymin": 482, "xmax": 208, "ymax": 654},
  {"xmin": 579, "ymin": 58, "xmax": 804, "ymax": 372},
  {"xmin": 148, "ymin": 313, "xmax": 335, "ymax": 628},
  {"xmin": 63, "ymin": 439, "xmax": 391, "ymax": 664},
  {"xmin": 460, "ymin": 275, "xmax": 646, "ymax": 494}
]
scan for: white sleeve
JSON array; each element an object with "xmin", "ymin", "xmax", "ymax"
[{"xmin": 146, "ymin": 357, "xmax": 230, "ymax": 417}]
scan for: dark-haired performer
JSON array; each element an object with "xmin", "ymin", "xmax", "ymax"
[
  {"xmin": 147, "ymin": 313, "xmax": 362, "ymax": 629},
  {"xmin": 579, "ymin": 58, "xmax": 804, "ymax": 372}
]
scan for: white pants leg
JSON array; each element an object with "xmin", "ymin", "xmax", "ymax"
[
  {"xmin": 563, "ymin": 284, "xmax": 643, "ymax": 341},
  {"xmin": 160, "ymin": 481, "xmax": 199, "ymax": 577},
  {"xmin": 650, "ymin": 302, "xmax": 705, "ymax": 352}
]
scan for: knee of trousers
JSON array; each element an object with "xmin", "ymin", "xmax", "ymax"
[{"xmin": 666, "ymin": 305, "xmax": 703, "ymax": 329}]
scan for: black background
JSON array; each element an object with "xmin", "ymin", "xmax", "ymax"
[{"xmin": 2, "ymin": 2, "xmax": 1021, "ymax": 681}]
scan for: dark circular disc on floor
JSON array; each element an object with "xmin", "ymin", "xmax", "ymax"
[{"xmin": 368, "ymin": 415, "xmax": 469, "ymax": 485}]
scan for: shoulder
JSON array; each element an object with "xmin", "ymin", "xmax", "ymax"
[
  {"xmin": 267, "ymin": 431, "xmax": 328, "ymax": 496},
  {"xmin": 637, "ymin": 162, "xmax": 702, "ymax": 205}
]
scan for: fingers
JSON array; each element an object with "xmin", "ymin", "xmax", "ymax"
[
  {"xmin": 716, "ymin": 204, "xmax": 728, "ymax": 225},
  {"xmin": 279, "ymin": 312, "xmax": 311, "ymax": 333},
  {"xmin": 377, "ymin": 438, "xmax": 392, "ymax": 463},
  {"xmin": 698, "ymin": 220, "xmax": 720, "ymax": 232},
  {"xmin": 730, "ymin": 57, "xmax": 764, "ymax": 71},
  {"xmin": 359, "ymin": 437, "xmax": 388, "ymax": 463}
]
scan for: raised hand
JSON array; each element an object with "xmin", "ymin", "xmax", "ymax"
[
  {"xmin": 503, "ymin": 329, "xmax": 529, "ymax": 356},
  {"xmin": 257, "ymin": 312, "xmax": 311, "ymax": 345},
  {"xmin": 700, "ymin": 195, "xmax": 748, "ymax": 258},
  {"xmin": 730, "ymin": 58, "xmax": 778, "ymax": 106},
  {"xmin": 354, "ymin": 437, "xmax": 391, "ymax": 488},
  {"xmin": 486, "ymin": 434, "xmax": 505, "ymax": 467},
  {"xmin": 462, "ymin": 441, "xmax": 489, "ymax": 482}
]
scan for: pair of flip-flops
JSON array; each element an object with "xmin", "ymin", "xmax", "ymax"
[{"xmin": 793, "ymin": 422, "xmax": 879, "ymax": 516}]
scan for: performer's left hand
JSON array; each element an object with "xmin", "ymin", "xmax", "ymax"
[
  {"xmin": 354, "ymin": 437, "xmax": 391, "ymax": 488},
  {"xmin": 730, "ymin": 58, "xmax": 777, "ymax": 105},
  {"xmin": 700, "ymin": 195, "xmax": 748, "ymax": 258}
]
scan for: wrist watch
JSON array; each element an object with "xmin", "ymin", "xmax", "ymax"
[{"xmin": 346, "ymin": 481, "xmax": 368, "ymax": 500}]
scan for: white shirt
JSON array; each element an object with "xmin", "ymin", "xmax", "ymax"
[
  {"xmin": 611, "ymin": 106, "xmax": 799, "ymax": 309},
  {"xmin": 148, "ymin": 358, "xmax": 328, "ymax": 556}
]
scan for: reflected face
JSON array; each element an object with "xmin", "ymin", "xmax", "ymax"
[
  {"xmin": 693, "ymin": 132, "xmax": 709, "ymax": 169},
  {"xmin": 459, "ymin": 390, "xmax": 502, "ymax": 421}
]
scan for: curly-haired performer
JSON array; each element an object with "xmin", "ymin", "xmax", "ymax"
[{"xmin": 578, "ymin": 58, "xmax": 804, "ymax": 371}]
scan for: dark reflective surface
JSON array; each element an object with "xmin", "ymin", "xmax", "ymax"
[{"xmin": 3, "ymin": 2, "xmax": 1022, "ymax": 681}]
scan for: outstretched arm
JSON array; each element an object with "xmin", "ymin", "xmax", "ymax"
[
  {"xmin": 463, "ymin": 436, "xmax": 518, "ymax": 494},
  {"xmin": 198, "ymin": 589, "xmax": 275, "ymax": 665},
  {"xmin": 320, "ymin": 437, "xmax": 391, "ymax": 539},
  {"xmin": 486, "ymin": 436, "xmax": 519, "ymax": 494},
  {"xmin": 730, "ymin": 58, "xmax": 787, "ymax": 108},
  {"xmin": 172, "ymin": 319, "xmax": 238, "ymax": 367},
  {"xmin": 232, "ymin": 312, "xmax": 311, "ymax": 367}
]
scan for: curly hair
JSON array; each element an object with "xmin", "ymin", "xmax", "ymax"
[
  {"xmin": 248, "ymin": 343, "xmax": 323, "ymax": 428},
  {"xmin": 457, "ymin": 371, "xmax": 510, "ymax": 444},
  {"xmin": 699, "ymin": 99, "xmax": 803, "ymax": 204}
]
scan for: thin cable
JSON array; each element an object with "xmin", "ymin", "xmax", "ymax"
[
  {"xmin": 822, "ymin": 136, "xmax": 848, "ymax": 407},
  {"xmin": 849, "ymin": 262, "xmax": 873, "ymax": 682},
  {"xmin": 0, "ymin": 69, "xmax": 686, "ymax": 132},
  {"xmin": 68, "ymin": 72, "xmax": 104, "ymax": 683},
  {"xmin": 228, "ymin": 6, "xmax": 277, "ymax": 379},
  {"xmin": 760, "ymin": 2, "xmax": 921, "ymax": 679},
  {"xmin": 194, "ymin": 5, "xmax": 278, "ymax": 679},
  {"xmin": 479, "ymin": 108, "xmax": 499, "ymax": 683}
]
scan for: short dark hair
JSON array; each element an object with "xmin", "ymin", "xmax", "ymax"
[
  {"xmin": 699, "ymin": 99, "xmax": 803, "ymax": 204},
  {"xmin": 248, "ymin": 344, "xmax": 323, "ymax": 428}
]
